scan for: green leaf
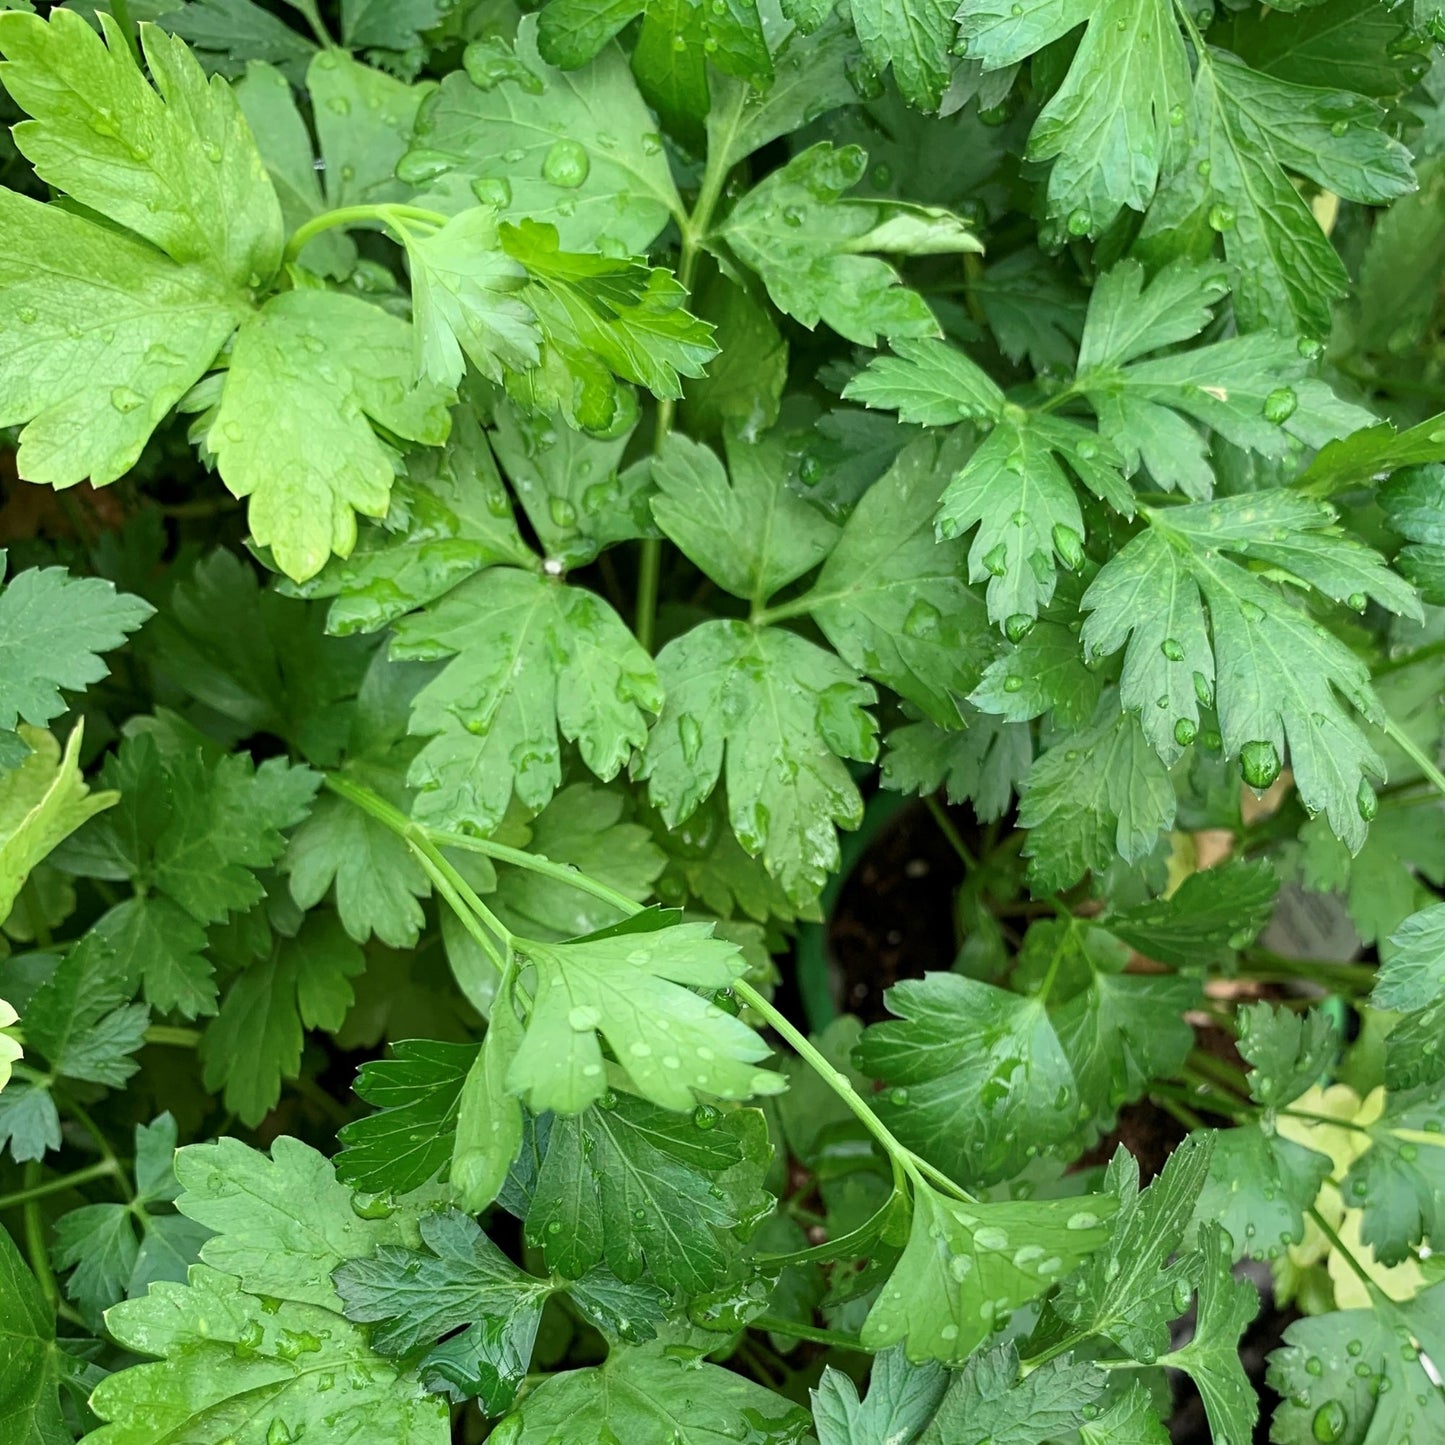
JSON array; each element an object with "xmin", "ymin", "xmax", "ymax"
[
  {"xmin": 679, "ymin": 272, "xmax": 789, "ymax": 441},
  {"xmin": 0, "ymin": 561, "xmax": 154, "ymax": 737},
  {"xmin": 1018, "ymin": 704, "xmax": 1176, "ymax": 894},
  {"xmin": 408, "ymin": 16, "xmax": 682, "ymax": 253},
  {"xmin": 0, "ymin": 9, "xmax": 282, "ymax": 287},
  {"xmin": 651, "ymin": 432, "xmax": 838, "ymax": 606},
  {"xmin": 970, "ymin": 618, "xmax": 1101, "ymax": 729},
  {"xmin": 861, "ymin": 1179, "xmax": 1114, "ymax": 1363},
  {"xmin": 284, "ymin": 403, "xmax": 535, "ymax": 636},
  {"xmin": 958, "ymin": 0, "xmax": 1190, "ymax": 234},
  {"xmin": 173, "ymin": 1134, "xmax": 430, "ymax": 1309},
  {"xmin": 493, "ymin": 1341, "xmax": 811, "ymax": 1443},
  {"xmin": 1380, "ymin": 464, "xmax": 1445, "ymax": 606},
  {"xmin": 231, "ymin": 60, "xmax": 353, "ymax": 280},
  {"xmin": 1161, "ymin": 1224, "xmax": 1259, "ymax": 1445},
  {"xmin": 338, "ymin": 1040, "xmax": 479, "ymax": 1195},
  {"xmin": 934, "ymin": 411, "xmax": 1106, "ymax": 629},
  {"xmin": 342, "ymin": 0, "xmax": 443, "ymax": 51},
  {"xmin": 849, "ymin": 0, "xmax": 954, "ymax": 111},
  {"xmin": 1079, "ymin": 1384, "xmax": 1170, "ymax": 1444},
  {"xmin": 1138, "ymin": 51, "xmax": 1415, "ymax": 335},
  {"xmin": 490, "ymin": 783, "xmax": 664, "ymax": 939},
  {"xmin": 919, "ymin": 1343, "xmax": 1105, "ymax": 1445},
  {"xmin": 200, "ymin": 912, "xmax": 365, "ymax": 1125},
  {"xmin": 502, "ymin": 219, "xmax": 718, "ymax": 421},
  {"xmin": 1047, "ymin": 1135, "xmax": 1212, "ymax": 1363},
  {"xmin": 1267, "ymin": 1294, "xmax": 1445, "ymax": 1445},
  {"xmin": 1295, "ymin": 416, "xmax": 1445, "ymax": 497},
  {"xmin": 1080, "ymin": 492, "xmax": 1420, "ymax": 843},
  {"xmin": 1, "ymin": 726, "xmax": 117, "ymax": 930},
  {"xmin": 1074, "ymin": 260, "xmax": 1372, "ymax": 498},
  {"xmin": 1238, "ymin": 1001, "xmax": 1337, "ymax": 1110},
  {"xmin": 811, "ymin": 1345, "xmax": 946, "ymax": 1445},
  {"xmin": 841, "ymin": 336, "xmax": 1005, "ymax": 426},
  {"xmin": 1375, "ymin": 903, "xmax": 1445, "ymax": 1013},
  {"xmin": 1041, "ymin": 923, "xmax": 1199, "ymax": 1138},
  {"xmin": 85, "ymin": 1265, "xmax": 450, "ymax": 1444},
  {"xmin": 22, "ymin": 932, "xmax": 148, "ymax": 1089},
  {"xmin": 1192, "ymin": 1123, "xmax": 1331, "ymax": 1261},
  {"xmin": 162, "ymin": 0, "xmax": 317, "ymax": 84},
  {"xmin": 881, "ymin": 711, "xmax": 1032, "ymax": 824},
  {"xmin": 491, "ymin": 400, "xmax": 649, "ymax": 569},
  {"xmin": 801, "ymin": 436, "xmax": 992, "ymax": 725},
  {"xmin": 624, "ymin": 0, "xmax": 773, "ymax": 134},
  {"xmin": 717, "ymin": 143, "xmax": 979, "ymax": 347},
  {"xmin": 0, "ymin": 190, "xmax": 244, "ymax": 488},
  {"xmin": 1340, "ymin": 1083, "xmax": 1444, "ymax": 1266},
  {"xmin": 210, "ymin": 289, "xmax": 452, "ymax": 583},
  {"xmin": 394, "ymin": 567, "xmax": 660, "ymax": 831},
  {"xmin": 0, "ymin": 1226, "xmax": 70, "ymax": 1445},
  {"xmin": 335, "ymin": 1208, "xmax": 552, "ymax": 1412},
  {"xmin": 641, "ymin": 620, "xmax": 877, "ymax": 905},
  {"xmin": 405, "ymin": 207, "xmax": 540, "ymax": 389},
  {"xmin": 0, "ymin": 1084, "xmax": 61, "ymax": 1164},
  {"xmin": 855, "ymin": 972, "xmax": 1079, "ymax": 1186},
  {"xmin": 520, "ymin": 1096, "xmax": 767, "ymax": 1293},
  {"xmin": 1105, "ymin": 861, "xmax": 1278, "ymax": 967},
  {"xmin": 1217, "ymin": 0, "xmax": 1426, "ymax": 99},
  {"xmin": 707, "ymin": 14, "xmax": 861, "ymax": 170},
  {"xmin": 52, "ymin": 1114, "xmax": 207, "ymax": 1323},
  {"xmin": 506, "ymin": 918, "xmax": 782, "ymax": 1114}
]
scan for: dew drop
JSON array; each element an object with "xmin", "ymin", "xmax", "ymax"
[
  {"xmin": 471, "ymin": 176, "xmax": 513, "ymax": 208},
  {"xmin": 1066, "ymin": 208, "xmax": 1092, "ymax": 237},
  {"xmin": 567, "ymin": 1005, "xmax": 601, "ymax": 1030},
  {"xmin": 548, "ymin": 495, "xmax": 578, "ymax": 529},
  {"xmin": 349, "ymin": 1190, "xmax": 395, "ymax": 1220},
  {"xmin": 693, "ymin": 1104, "xmax": 719, "ymax": 1130},
  {"xmin": 1160, "ymin": 636, "xmax": 1185, "ymax": 662},
  {"xmin": 1356, "ymin": 778, "xmax": 1377, "ymax": 822},
  {"xmin": 1263, "ymin": 386, "xmax": 1298, "ymax": 424},
  {"xmin": 1346, "ymin": 591, "xmax": 1367, "ymax": 613},
  {"xmin": 1066, "ymin": 1212, "xmax": 1099, "ymax": 1231},
  {"xmin": 542, "ymin": 139, "xmax": 590, "ymax": 188},
  {"xmin": 396, "ymin": 148, "xmax": 454, "ymax": 185},
  {"xmin": 1004, "ymin": 613, "xmax": 1034, "ymax": 644},
  {"xmin": 904, "ymin": 598, "xmax": 943, "ymax": 639},
  {"xmin": 1239, "ymin": 739, "xmax": 1281, "ymax": 790},
  {"xmin": 1208, "ymin": 203, "xmax": 1236, "ymax": 232},
  {"xmin": 1051, "ymin": 523, "xmax": 1085, "ymax": 571},
  {"xmin": 109, "ymin": 386, "xmax": 143, "ymax": 414},
  {"xmin": 982, "ymin": 542, "xmax": 1009, "ymax": 577},
  {"xmin": 1174, "ymin": 717, "xmax": 1198, "ymax": 748},
  {"xmin": 1002, "ymin": 674, "xmax": 1025, "ymax": 694}
]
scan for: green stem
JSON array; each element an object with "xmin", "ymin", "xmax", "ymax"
[
  {"xmin": 1154, "ymin": 1093, "xmax": 1207, "ymax": 1133},
  {"xmin": 145, "ymin": 1025, "xmax": 201, "ymax": 1049},
  {"xmin": 287, "ymin": 0, "xmax": 336, "ymax": 49},
  {"xmin": 1238, "ymin": 949, "xmax": 1376, "ymax": 992},
  {"xmin": 749, "ymin": 1315, "xmax": 873, "ymax": 1352},
  {"xmin": 328, "ymin": 776, "xmax": 957, "ymax": 1201},
  {"xmin": 1307, "ymin": 1206, "xmax": 1380, "ymax": 1302},
  {"xmin": 1374, "ymin": 639, "xmax": 1445, "ymax": 678},
  {"xmin": 731, "ymin": 976, "xmax": 949, "ymax": 1199},
  {"xmin": 636, "ymin": 135, "xmax": 731, "ymax": 653},
  {"xmin": 282, "ymin": 204, "xmax": 448, "ymax": 265},
  {"xmin": 749, "ymin": 594, "xmax": 815, "ymax": 629},
  {"xmin": 924, "ymin": 793, "xmax": 979, "ymax": 871},
  {"xmin": 1378, "ymin": 713, "xmax": 1445, "ymax": 798},
  {"xmin": 1020, "ymin": 1329, "xmax": 1090, "ymax": 1375},
  {"xmin": 21, "ymin": 1163, "xmax": 59, "ymax": 1313},
  {"xmin": 1186, "ymin": 1050, "xmax": 1252, "ymax": 1099},
  {"xmin": 0, "ymin": 1160, "xmax": 119, "ymax": 1213}
]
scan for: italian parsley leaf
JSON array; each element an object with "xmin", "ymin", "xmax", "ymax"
[
  {"xmin": 201, "ymin": 911, "xmax": 365, "ymax": 1125},
  {"xmin": 715, "ymin": 143, "xmax": 979, "ymax": 347},
  {"xmin": 516, "ymin": 1096, "xmax": 770, "ymax": 1294},
  {"xmin": 494, "ymin": 1342, "xmax": 811, "ymax": 1442},
  {"xmin": 861, "ymin": 1179, "xmax": 1114, "ymax": 1364},
  {"xmin": 407, "ymin": 17, "xmax": 683, "ymax": 253},
  {"xmin": 505, "ymin": 917, "xmax": 783, "ymax": 1114},
  {"xmin": 1081, "ymin": 492, "xmax": 1421, "ymax": 842},
  {"xmin": 0, "ymin": 562, "xmax": 152, "ymax": 744},
  {"xmin": 393, "ymin": 567, "xmax": 660, "ymax": 832},
  {"xmin": 85, "ymin": 1265, "xmax": 450, "ymax": 1444},
  {"xmin": 957, "ymin": 0, "xmax": 1191, "ymax": 234},
  {"xmin": 209, "ymin": 289, "xmax": 453, "ymax": 583},
  {"xmin": 335, "ymin": 1207, "xmax": 552, "ymax": 1412},
  {"xmin": 641, "ymin": 621, "xmax": 878, "ymax": 905}
]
